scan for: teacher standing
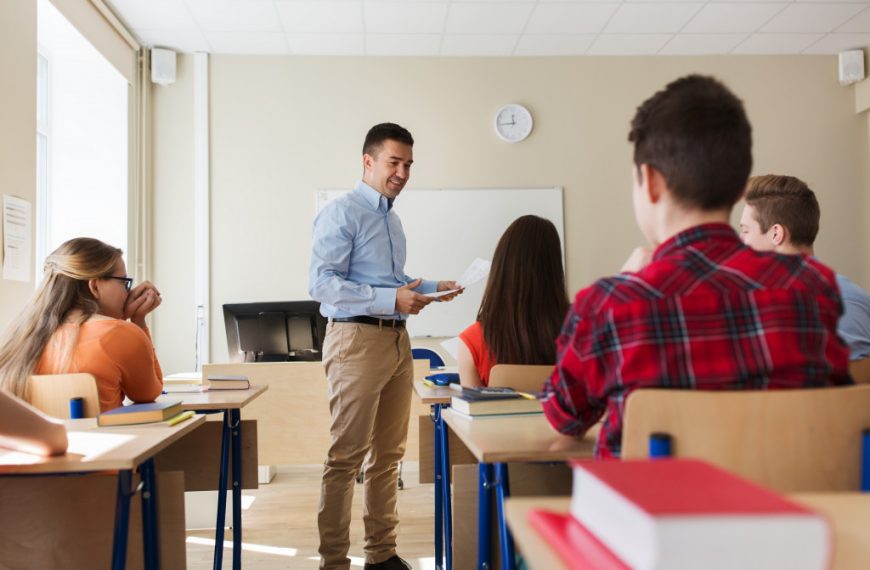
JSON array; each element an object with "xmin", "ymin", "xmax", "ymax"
[{"xmin": 309, "ymin": 123, "xmax": 460, "ymax": 570}]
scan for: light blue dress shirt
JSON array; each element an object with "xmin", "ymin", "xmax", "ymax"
[
  {"xmin": 309, "ymin": 181, "xmax": 437, "ymax": 319},
  {"xmin": 837, "ymin": 274, "xmax": 870, "ymax": 360}
]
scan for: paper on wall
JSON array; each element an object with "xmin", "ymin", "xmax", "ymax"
[{"xmin": 3, "ymin": 195, "xmax": 31, "ymax": 282}]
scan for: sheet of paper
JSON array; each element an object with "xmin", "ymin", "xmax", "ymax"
[
  {"xmin": 2, "ymin": 195, "xmax": 31, "ymax": 282},
  {"xmin": 424, "ymin": 288, "xmax": 461, "ymax": 298},
  {"xmin": 457, "ymin": 257, "xmax": 491, "ymax": 288},
  {"xmin": 440, "ymin": 336, "xmax": 461, "ymax": 360}
]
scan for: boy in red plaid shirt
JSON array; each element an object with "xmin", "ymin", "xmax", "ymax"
[{"xmin": 542, "ymin": 75, "xmax": 852, "ymax": 458}]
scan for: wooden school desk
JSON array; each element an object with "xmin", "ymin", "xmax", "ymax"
[
  {"xmin": 0, "ymin": 414, "xmax": 205, "ymax": 570},
  {"xmin": 159, "ymin": 384, "xmax": 267, "ymax": 570},
  {"xmin": 441, "ymin": 409, "xmax": 595, "ymax": 570},
  {"xmin": 505, "ymin": 495, "xmax": 870, "ymax": 570}
]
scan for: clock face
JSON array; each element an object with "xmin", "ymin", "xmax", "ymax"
[{"xmin": 494, "ymin": 104, "xmax": 533, "ymax": 143}]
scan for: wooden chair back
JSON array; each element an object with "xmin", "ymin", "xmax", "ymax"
[
  {"xmin": 489, "ymin": 364, "xmax": 553, "ymax": 394},
  {"xmin": 850, "ymin": 358, "xmax": 870, "ymax": 384},
  {"xmin": 622, "ymin": 386, "xmax": 870, "ymax": 492},
  {"xmin": 29, "ymin": 373, "xmax": 100, "ymax": 419}
]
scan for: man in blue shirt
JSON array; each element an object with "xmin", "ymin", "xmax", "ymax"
[{"xmin": 309, "ymin": 123, "xmax": 460, "ymax": 570}]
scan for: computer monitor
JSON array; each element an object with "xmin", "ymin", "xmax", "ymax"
[{"xmin": 223, "ymin": 301, "xmax": 327, "ymax": 363}]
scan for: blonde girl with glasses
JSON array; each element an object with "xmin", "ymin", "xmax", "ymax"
[{"xmin": 0, "ymin": 237, "xmax": 164, "ymax": 412}]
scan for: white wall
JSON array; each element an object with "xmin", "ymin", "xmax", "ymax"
[
  {"xmin": 0, "ymin": 0, "xmax": 37, "ymax": 328},
  {"xmin": 151, "ymin": 55, "xmax": 870, "ymax": 373}
]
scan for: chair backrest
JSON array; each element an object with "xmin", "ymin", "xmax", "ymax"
[
  {"xmin": 28, "ymin": 373, "xmax": 100, "ymax": 419},
  {"xmin": 851, "ymin": 357, "xmax": 870, "ymax": 384},
  {"xmin": 622, "ymin": 386, "xmax": 870, "ymax": 492},
  {"xmin": 411, "ymin": 347, "xmax": 446, "ymax": 369},
  {"xmin": 488, "ymin": 364, "xmax": 553, "ymax": 393}
]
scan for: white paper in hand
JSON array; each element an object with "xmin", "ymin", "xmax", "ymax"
[
  {"xmin": 457, "ymin": 258, "xmax": 491, "ymax": 288},
  {"xmin": 422, "ymin": 257, "xmax": 491, "ymax": 298}
]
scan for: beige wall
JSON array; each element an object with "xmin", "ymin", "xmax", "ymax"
[
  {"xmin": 0, "ymin": 0, "xmax": 37, "ymax": 329},
  {"xmin": 151, "ymin": 55, "xmax": 870, "ymax": 373},
  {"xmin": 151, "ymin": 54, "xmax": 196, "ymax": 372}
]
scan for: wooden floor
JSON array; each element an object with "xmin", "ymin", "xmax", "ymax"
[{"xmin": 186, "ymin": 462, "xmax": 436, "ymax": 569}]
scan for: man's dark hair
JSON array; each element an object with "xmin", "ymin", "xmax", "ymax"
[
  {"xmin": 363, "ymin": 123, "xmax": 414, "ymax": 157},
  {"xmin": 745, "ymin": 174, "xmax": 820, "ymax": 247},
  {"xmin": 628, "ymin": 75, "xmax": 752, "ymax": 211}
]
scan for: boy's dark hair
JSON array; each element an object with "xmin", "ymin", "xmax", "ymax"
[
  {"xmin": 745, "ymin": 174, "xmax": 820, "ymax": 247},
  {"xmin": 629, "ymin": 75, "xmax": 752, "ymax": 211},
  {"xmin": 363, "ymin": 123, "xmax": 414, "ymax": 157}
]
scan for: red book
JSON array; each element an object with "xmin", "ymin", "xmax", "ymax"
[
  {"xmin": 570, "ymin": 459, "xmax": 832, "ymax": 570},
  {"xmin": 527, "ymin": 509, "xmax": 629, "ymax": 570}
]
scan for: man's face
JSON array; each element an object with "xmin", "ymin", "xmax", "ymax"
[
  {"xmin": 363, "ymin": 139, "xmax": 413, "ymax": 200},
  {"xmin": 739, "ymin": 204, "xmax": 775, "ymax": 251}
]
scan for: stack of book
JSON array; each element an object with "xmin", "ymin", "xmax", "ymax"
[
  {"xmin": 97, "ymin": 400, "xmax": 188, "ymax": 426},
  {"xmin": 450, "ymin": 386, "xmax": 541, "ymax": 418},
  {"xmin": 205, "ymin": 374, "xmax": 250, "ymax": 390},
  {"xmin": 528, "ymin": 459, "xmax": 831, "ymax": 570},
  {"xmin": 162, "ymin": 371, "xmax": 203, "ymax": 394}
]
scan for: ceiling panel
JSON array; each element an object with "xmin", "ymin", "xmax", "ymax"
[
  {"xmin": 364, "ymin": 2, "xmax": 449, "ymax": 34},
  {"xmin": 605, "ymin": 3, "xmax": 705, "ymax": 34}
]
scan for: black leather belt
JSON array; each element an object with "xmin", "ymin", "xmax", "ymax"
[{"xmin": 330, "ymin": 316, "xmax": 406, "ymax": 328}]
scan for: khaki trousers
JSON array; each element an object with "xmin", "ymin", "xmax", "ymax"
[{"xmin": 318, "ymin": 322, "xmax": 413, "ymax": 570}]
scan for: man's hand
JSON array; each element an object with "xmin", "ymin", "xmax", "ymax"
[
  {"xmin": 124, "ymin": 281, "xmax": 162, "ymax": 328},
  {"xmin": 436, "ymin": 280, "xmax": 464, "ymax": 302},
  {"xmin": 621, "ymin": 247, "xmax": 653, "ymax": 273},
  {"xmin": 396, "ymin": 278, "xmax": 434, "ymax": 315}
]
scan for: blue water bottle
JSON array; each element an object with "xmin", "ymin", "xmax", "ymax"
[{"xmin": 69, "ymin": 397, "xmax": 84, "ymax": 419}]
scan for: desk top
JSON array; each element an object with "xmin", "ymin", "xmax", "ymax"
[
  {"xmin": 506, "ymin": 494, "xmax": 870, "ymax": 570},
  {"xmin": 412, "ymin": 380, "xmax": 455, "ymax": 404},
  {"xmin": 0, "ymin": 414, "xmax": 206, "ymax": 475},
  {"xmin": 442, "ymin": 409, "xmax": 595, "ymax": 463},
  {"xmin": 160, "ymin": 384, "xmax": 269, "ymax": 410}
]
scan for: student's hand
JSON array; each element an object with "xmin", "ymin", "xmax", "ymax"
[
  {"xmin": 124, "ymin": 281, "xmax": 162, "ymax": 328},
  {"xmin": 621, "ymin": 247, "xmax": 653, "ymax": 273},
  {"xmin": 396, "ymin": 278, "xmax": 434, "ymax": 315},
  {"xmin": 436, "ymin": 280, "xmax": 464, "ymax": 302}
]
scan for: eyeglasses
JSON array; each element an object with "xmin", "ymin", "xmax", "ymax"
[{"xmin": 105, "ymin": 276, "xmax": 133, "ymax": 292}]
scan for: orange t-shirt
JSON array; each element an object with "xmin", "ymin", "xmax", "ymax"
[
  {"xmin": 458, "ymin": 321, "xmax": 496, "ymax": 386},
  {"xmin": 35, "ymin": 318, "xmax": 164, "ymax": 412}
]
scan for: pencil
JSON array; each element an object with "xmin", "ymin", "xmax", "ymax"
[{"xmin": 165, "ymin": 410, "xmax": 195, "ymax": 426}]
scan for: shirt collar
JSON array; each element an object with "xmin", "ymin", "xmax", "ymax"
[
  {"xmin": 653, "ymin": 223, "xmax": 740, "ymax": 260},
  {"xmin": 354, "ymin": 180, "xmax": 393, "ymax": 212}
]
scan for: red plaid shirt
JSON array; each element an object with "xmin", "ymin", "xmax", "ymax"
[{"xmin": 542, "ymin": 223, "xmax": 852, "ymax": 458}]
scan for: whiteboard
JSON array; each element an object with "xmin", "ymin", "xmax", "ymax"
[{"xmin": 316, "ymin": 187, "xmax": 564, "ymax": 338}]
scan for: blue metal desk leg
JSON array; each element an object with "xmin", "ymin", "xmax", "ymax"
[
  {"xmin": 478, "ymin": 463, "xmax": 493, "ymax": 570},
  {"xmin": 213, "ymin": 410, "xmax": 232, "ymax": 570},
  {"xmin": 112, "ymin": 469, "xmax": 134, "ymax": 570},
  {"xmin": 433, "ymin": 405, "xmax": 444, "ymax": 570},
  {"xmin": 230, "ymin": 409, "xmax": 242, "ymax": 570},
  {"xmin": 494, "ymin": 463, "xmax": 515, "ymax": 570},
  {"xmin": 438, "ymin": 405, "xmax": 453, "ymax": 570},
  {"xmin": 141, "ymin": 458, "xmax": 161, "ymax": 570}
]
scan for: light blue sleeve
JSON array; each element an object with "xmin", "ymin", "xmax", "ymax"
[
  {"xmin": 308, "ymin": 205, "xmax": 396, "ymax": 316},
  {"xmin": 839, "ymin": 284, "xmax": 870, "ymax": 360}
]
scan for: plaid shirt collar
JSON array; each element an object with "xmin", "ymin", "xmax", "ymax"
[{"xmin": 653, "ymin": 222, "xmax": 740, "ymax": 261}]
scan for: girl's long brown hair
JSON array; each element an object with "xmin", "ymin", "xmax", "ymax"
[
  {"xmin": 477, "ymin": 215, "xmax": 568, "ymax": 365},
  {"xmin": 0, "ymin": 238, "xmax": 122, "ymax": 399}
]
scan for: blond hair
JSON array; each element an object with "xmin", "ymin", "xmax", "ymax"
[{"xmin": 0, "ymin": 238, "xmax": 122, "ymax": 399}]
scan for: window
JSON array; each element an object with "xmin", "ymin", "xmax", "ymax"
[{"xmin": 36, "ymin": 0, "xmax": 129, "ymax": 271}]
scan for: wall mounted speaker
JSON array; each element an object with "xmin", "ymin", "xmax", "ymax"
[
  {"xmin": 839, "ymin": 49, "xmax": 865, "ymax": 86},
  {"xmin": 151, "ymin": 47, "xmax": 177, "ymax": 86}
]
